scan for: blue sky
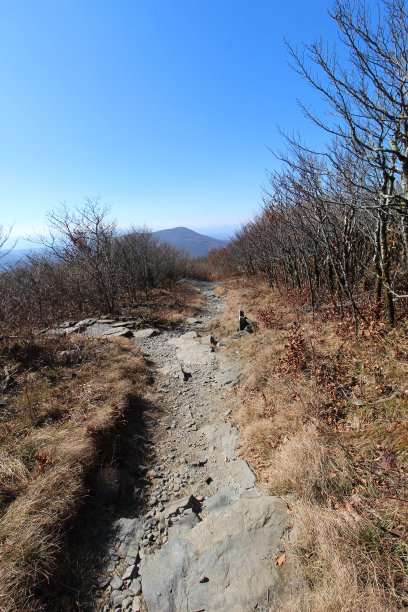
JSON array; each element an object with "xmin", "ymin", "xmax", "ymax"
[{"xmin": 0, "ymin": 0, "xmax": 336, "ymax": 243}]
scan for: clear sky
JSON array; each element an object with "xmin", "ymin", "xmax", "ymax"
[{"xmin": 0, "ymin": 0, "xmax": 336, "ymax": 243}]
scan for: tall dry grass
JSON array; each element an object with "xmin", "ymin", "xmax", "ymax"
[
  {"xmin": 215, "ymin": 277, "xmax": 408, "ymax": 610},
  {"xmin": 0, "ymin": 334, "xmax": 149, "ymax": 611}
]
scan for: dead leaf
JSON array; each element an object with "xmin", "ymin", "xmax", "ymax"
[{"xmin": 276, "ymin": 553, "xmax": 286, "ymax": 567}]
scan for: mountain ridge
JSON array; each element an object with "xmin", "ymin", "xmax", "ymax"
[
  {"xmin": 0, "ymin": 227, "xmax": 229, "ymax": 266},
  {"xmin": 153, "ymin": 226, "xmax": 228, "ymax": 257}
]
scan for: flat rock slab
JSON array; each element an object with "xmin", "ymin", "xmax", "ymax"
[
  {"xmin": 202, "ymin": 486, "xmax": 241, "ymax": 516},
  {"xmin": 161, "ymin": 495, "xmax": 201, "ymax": 520},
  {"xmin": 103, "ymin": 326, "xmax": 134, "ymax": 338},
  {"xmin": 199, "ymin": 421, "xmax": 240, "ymax": 460},
  {"xmin": 141, "ymin": 496, "xmax": 291, "ymax": 612},
  {"xmin": 228, "ymin": 459, "xmax": 257, "ymax": 489},
  {"xmin": 213, "ymin": 355, "xmax": 242, "ymax": 388},
  {"xmin": 133, "ymin": 328, "xmax": 160, "ymax": 340},
  {"xmin": 77, "ymin": 318, "xmax": 97, "ymax": 326},
  {"xmin": 168, "ymin": 332, "xmax": 215, "ymax": 367},
  {"xmin": 84, "ymin": 322, "xmax": 116, "ymax": 337}
]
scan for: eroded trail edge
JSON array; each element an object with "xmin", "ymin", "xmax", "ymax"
[{"xmin": 99, "ymin": 281, "xmax": 295, "ymax": 612}]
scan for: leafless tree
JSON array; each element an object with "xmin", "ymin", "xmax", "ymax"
[
  {"xmin": 41, "ymin": 198, "xmax": 118, "ymax": 313},
  {"xmin": 284, "ymin": 0, "xmax": 408, "ymax": 323}
]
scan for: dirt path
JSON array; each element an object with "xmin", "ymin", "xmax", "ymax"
[{"xmin": 97, "ymin": 281, "xmax": 295, "ymax": 612}]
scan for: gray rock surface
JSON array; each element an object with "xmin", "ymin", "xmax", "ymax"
[
  {"xmin": 141, "ymin": 496, "xmax": 291, "ymax": 612},
  {"xmin": 228, "ymin": 459, "xmax": 257, "ymax": 489},
  {"xmin": 133, "ymin": 328, "xmax": 159, "ymax": 339},
  {"xmin": 200, "ymin": 421, "xmax": 240, "ymax": 460},
  {"xmin": 103, "ymin": 326, "xmax": 134, "ymax": 338},
  {"xmin": 93, "ymin": 281, "xmax": 296, "ymax": 611}
]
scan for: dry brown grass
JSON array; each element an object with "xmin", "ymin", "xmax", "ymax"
[
  {"xmin": 281, "ymin": 501, "xmax": 397, "ymax": 612},
  {"xmin": 216, "ymin": 277, "xmax": 408, "ymax": 610},
  {"xmin": 267, "ymin": 426, "xmax": 352, "ymax": 501},
  {"xmin": 125, "ymin": 283, "xmax": 204, "ymax": 328},
  {"xmin": 0, "ymin": 334, "xmax": 149, "ymax": 611}
]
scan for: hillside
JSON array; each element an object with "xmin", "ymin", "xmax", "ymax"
[
  {"xmin": 153, "ymin": 226, "xmax": 228, "ymax": 257},
  {"xmin": 0, "ymin": 228, "xmax": 228, "ymax": 267}
]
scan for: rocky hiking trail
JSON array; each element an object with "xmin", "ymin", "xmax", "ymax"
[{"xmin": 89, "ymin": 281, "xmax": 296, "ymax": 612}]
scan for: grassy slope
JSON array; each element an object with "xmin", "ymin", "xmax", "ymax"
[
  {"xmin": 213, "ymin": 279, "xmax": 408, "ymax": 611},
  {"xmin": 0, "ymin": 283, "xmax": 204, "ymax": 611},
  {"xmin": 0, "ymin": 334, "xmax": 150, "ymax": 611}
]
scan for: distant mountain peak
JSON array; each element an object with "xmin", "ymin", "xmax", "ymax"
[{"xmin": 153, "ymin": 227, "xmax": 228, "ymax": 257}]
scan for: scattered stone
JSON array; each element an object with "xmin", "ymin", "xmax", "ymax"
[
  {"xmin": 178, "ymin": 363, "xmax": 191, "ymax": 382},
  {"xmin": 92, "ymin": 282, "xmax": 293, "ymax": 611},
  {"xmin": 190, "ymin": 457, "xmax": 207, "ymax": 468},
  {"xmin": 121, "ymin": 597, "xmax": 133, "ymax": 611},
  {"xmin": 112, "ymin": 591, "xmax": 128, "ymax": 607},
  {"xmin": 129, "ymin": 577, "xmax": 142, "ymax": 596},
  {"xmin": 200, "ymin": 334, "xmax": 217, "ymax": 345},
  {"xmin": 126, "ymin": 543, "xmax": 139, "ymax": 559},
  {"xmin": 133, "ymin": 328, "xmax": 160, "ymax": 339},
  {"xmin": 110, "ymin": 575, "xmax": 123, "ymax": 590},
  {"xmin": 113, "ymin": 517, "xmax": 144, "ymax": 541},
  {"xmin": 161, "ymin": 495, "xmax": 201, "ymax": 519},
  {"xmin": 121, "ymin": 563, "xmax": 137, "ymax": 581},
  {"xmin": 131, "ymin": 597, "xmax": 142, "ymax": 612}
]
